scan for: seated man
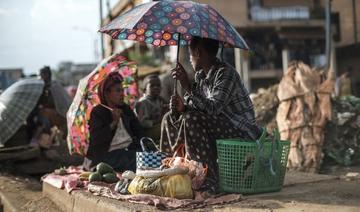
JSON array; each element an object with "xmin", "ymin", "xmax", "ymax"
[
  {"xmin": 83, "ymin": 72, "xmax": 144, "ymax": 172},
  {"xmin": 160, "ymin": 37, "xmax": 262, "ymax": 193},
  {"xmin": 134, "ymin": 74, "xmax": 168, "ymax": 141}
]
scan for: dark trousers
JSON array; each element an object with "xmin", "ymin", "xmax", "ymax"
[{"xmin": 83, "ymin": 148, "xmax": 137, "ymax": 172}]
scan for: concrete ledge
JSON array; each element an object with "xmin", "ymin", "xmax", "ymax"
[
  {"xmin": 43, "ymin": 182, "xmax": 157, "ymax": 212},
  {"xmin": 0, "ymin": 191, "xmax": 19, "ymax": 212},
  {"xmin": 42, "ymin": 182, "xmax": 75, "ymax": 212},
  {"xmin": 0, "ymin": 175, "xmax": 42, "ymax": 212},
  {"xmin": 42, "ymin": 171, "xmax": 339, "ymax": 212}
]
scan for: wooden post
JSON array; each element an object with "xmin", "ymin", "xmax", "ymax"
[
  {"xmin": 325, "ymin": 0, "xmax": 332, "ymax": 71},
  {"xmin": 235, "ymin": 49, "xmax": 250, "ymax": 91},
  {"xmin": 242, "ymin": 51, "xmax": 250, "ymax": 91},
  {"xmin": 282, "ymin": 49, "xmax": 289, "ymax": 73},
  {"xmin": 234, "ymin": 48, "xmax": 241, "ymax": 76},
  {"xmin": 330, "ymin": 39, "xmax": 337, "ymax": 76}
]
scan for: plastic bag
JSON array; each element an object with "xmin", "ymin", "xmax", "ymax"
[
  {"xmin": 162, "ymin": 144, "xmax": 208, "ymax": 190},
  {"xmin": 115, "ymin": 179, "xmax": 131, "ymax": 194},
  {"xmin": 162, "ymin": 174, "xmax": 193, "ymax": 199},
  {"xmin": 128, "ymin": 176, "xmax": 163, "ymax": 196},
  {"xmin": 128, "ymin": 174, "xmax": 193, "ymax": 199}
]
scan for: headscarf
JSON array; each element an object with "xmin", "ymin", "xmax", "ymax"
[{"xmin": 98, "ymin": 72, "xmax": 123, "ymax": 106}]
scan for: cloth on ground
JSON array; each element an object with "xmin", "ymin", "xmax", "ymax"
[
  {"xmin": 88, "ymin": 182, "xmax": 242, "ymax": 210},
  {"xmin": 42, "ymin": 166, "xmax": 88, "ymax": 193}
]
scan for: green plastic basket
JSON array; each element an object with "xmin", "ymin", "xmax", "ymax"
[{"xmin": 216, "ymin": 129, "xmax": 290, "ymax": 194}]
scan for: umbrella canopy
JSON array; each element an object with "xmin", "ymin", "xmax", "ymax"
[
  {"xmin": 0, "ymin": 78, "xmax": 44, "ymax": 147},
  {"xmin": 100, "ymin": 0, "xmax": 249, "ymax": 49},
  {"xmin": 67, "ymin": 54, "xmax": 138, "ymax": 155}
]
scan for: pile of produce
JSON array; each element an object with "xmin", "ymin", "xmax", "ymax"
[{"xmin": 83, "ymin": 162, "xmax": 119, "ymax": 183}]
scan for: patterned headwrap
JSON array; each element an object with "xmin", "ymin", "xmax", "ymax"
[{"xmin": 98, "ymin": 72, "xmax": 123, "ymax": 106}]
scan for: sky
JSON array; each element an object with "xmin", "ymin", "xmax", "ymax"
[{"xmin": 0, "ymin": 0, "xmax": 118, "ymax": 74}]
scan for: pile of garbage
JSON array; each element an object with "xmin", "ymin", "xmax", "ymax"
[
  {"xmin": 276, "ymin": 61, "xmax": 335, "ymax": 173},
  {"xmin": 324, "ymin": 96, "xmax": 360, "ymax": 166},
  {"xmin": 250, "ymin": 84, "xmax": 279, "ymax": 132},
  {"xmin": 251, "ymin": 64, "xmax": 360, "ymax": 171}
]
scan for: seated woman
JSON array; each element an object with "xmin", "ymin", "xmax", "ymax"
[
  {"xmin": 83, "ymin": 72, "xmax": 144, "ymax": 172},
  {"xmin": 160, "ymin": 37, "xmax": 262, "ymax": 192}
]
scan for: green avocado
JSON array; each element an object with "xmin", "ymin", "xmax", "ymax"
[
  {"xmin": 89, "ymin": 172, "xmax": 102, "ymax": 182},
  {"xmin": 96, "ymin": 162, "xmax": 114, "ymax": 175},
  {"xmin": 102, "ymin": 173, "xmax": 119, "ymax": 184}
]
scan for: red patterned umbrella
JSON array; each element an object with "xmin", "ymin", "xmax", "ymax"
[
  {"xmin": 99, "ymin": 0, "xmax": 250, "ymax": 109},
  {"xmin": 99, "ymin": 0, "xmax": 249, "ymax": 49}
]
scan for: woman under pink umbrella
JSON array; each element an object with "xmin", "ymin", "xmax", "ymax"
[{"xmin": 83, "ymin": 72, "xmax": 144, "ymax": 172}]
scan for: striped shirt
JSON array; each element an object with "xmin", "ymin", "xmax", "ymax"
[{"xmin": 184, "ymin": 59, "xmax": 261, "ymax": 140}]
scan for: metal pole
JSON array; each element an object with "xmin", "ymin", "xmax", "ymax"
[
  {"xmin": 325, "ymin": 0, "xmax": 332, "ymax": 71},
  {"xmin": 170, "ymin": 33, "xmax": 181, "ymax": 117},
  {"xmin": 106, "ymin": 0, "xmax": 114, "ymax": 55},
  {"xmin": 353, "ymin": 0, "xmax": 358, "ymax": 43},
  {"xmin": 174, "ymin": 33, "xmax": 181, "ymax": 96},
  {"xmin": 99, "ymin": 0, "xmax": 105, "ymax": 59}
]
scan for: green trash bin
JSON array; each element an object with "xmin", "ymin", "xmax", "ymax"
[{"xmin": 216, "ymin": 129, "xmax": 290, "ymax": 194}]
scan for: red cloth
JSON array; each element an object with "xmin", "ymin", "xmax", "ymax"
[
  {"xmin": 42, "ymin": 166, "xmax": 88, "ymax": 193},
  {"xmin": 43, "ymin": 166, "xmax": 243, "ymax": 209}
]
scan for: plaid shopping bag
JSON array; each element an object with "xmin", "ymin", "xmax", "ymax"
[{"xmin": 136, "ymin": 137, "xmax": 166, "ymax": 169}]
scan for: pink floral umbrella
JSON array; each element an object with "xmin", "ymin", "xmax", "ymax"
[{"xmin": 66, "ymin": 54, "xmax": 138, "ymax": 155}]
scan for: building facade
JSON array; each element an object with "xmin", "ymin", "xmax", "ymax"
[
  {"xmin": 103, "ymin": 0, "xmax": 359, "ymax": 91},
  {"xmin": 0, "ymin": 68, "xmax": 24, "ymax": 91}
]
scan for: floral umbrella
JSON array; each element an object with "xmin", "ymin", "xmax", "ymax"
[
  {"xmin": 66, "ymin": 54, "xmax": 138, "ymax": 155},
  {"xmin": 99, "ymin": 0, "xmax": 249, "ymax": 49}
]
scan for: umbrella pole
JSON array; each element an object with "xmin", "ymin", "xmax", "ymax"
[
  {"xmin": 173, "ymin": 32, "xmax": 181, "ymax": 96},
  {"xmin": 171, "ymin": 33, "xmax": 181, "ymax": 117}
]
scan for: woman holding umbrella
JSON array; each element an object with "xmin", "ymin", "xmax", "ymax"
[
  {"xmin": 161, "ymin": 36, "xmax": 262, "ymax": 192},
  {"xmin": 83, "ymin": 72, "xmax": 144, "ymax": 172}
]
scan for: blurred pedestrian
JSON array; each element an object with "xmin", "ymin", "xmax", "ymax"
[
  {"xmin": 29, "ymin": 66, "xmax": 71, "ymax": 146},
  {"xmin": 335, "ymin": 67, "xmax": 354, "ymax": 97}
]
